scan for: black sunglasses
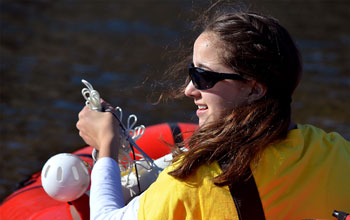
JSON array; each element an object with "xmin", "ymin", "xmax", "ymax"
[{"xmin": 188, "ymin": 63, "xmax": 245, "ymax": 90}]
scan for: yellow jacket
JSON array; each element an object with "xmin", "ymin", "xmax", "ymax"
[{"xmin": 138, "ymin": 124, "xmax": 350, "ymax": 220}]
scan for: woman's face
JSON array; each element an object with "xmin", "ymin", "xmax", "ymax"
[{"xmin": 185, "ymin": 32, "xmax": 254, "ymax": 126}]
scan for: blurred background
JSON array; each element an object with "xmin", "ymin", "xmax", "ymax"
[{"xmin": 1, "ymin": 0, "xmax": 349, "ymax": 201}]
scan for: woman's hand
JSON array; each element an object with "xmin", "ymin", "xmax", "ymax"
[{"xmin": 76, "ymin": 103, "xmax": 121, "ymax": 161}]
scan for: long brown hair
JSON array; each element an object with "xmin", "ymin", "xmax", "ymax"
[{"xmin": 168, "ymin": 11, "xmax": 302, "ymax": 186}]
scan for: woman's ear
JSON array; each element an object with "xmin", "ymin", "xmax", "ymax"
[{"xmin": 247, "ymin": 80, "xmax": 267, "ymax": 103}]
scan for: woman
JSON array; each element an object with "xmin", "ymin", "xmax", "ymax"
[{"xmin": 76, "ymin": 11, "xmax": 350, "ymax": 220}]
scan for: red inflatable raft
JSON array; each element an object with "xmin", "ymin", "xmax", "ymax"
[{"xmin": 0, "ymin": 122, "xmax": 198, "ymax": 220}]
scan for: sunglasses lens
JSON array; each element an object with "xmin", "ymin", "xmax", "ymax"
[
  {"xmin": 188, "ymin": 63, "xmax": 245, "ymax": 90},
  {"xmin": 189, "ymin": 68, "xmax": 217, "ymax": 90}
]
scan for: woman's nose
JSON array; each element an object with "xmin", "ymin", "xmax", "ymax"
[{"xmin": 184, "ymin": 81, "xmax": 200, "ymax": 98}]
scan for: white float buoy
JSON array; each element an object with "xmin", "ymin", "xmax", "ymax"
[{"xmin": 41, "ymin": 153, "xmax": 90, "ymax": 202}]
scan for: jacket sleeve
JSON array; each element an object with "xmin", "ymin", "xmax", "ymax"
[{"xmin": 90, "ymin": 157, "xmax": 140, "ymax": 220}]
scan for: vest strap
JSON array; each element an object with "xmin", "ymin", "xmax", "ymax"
[{"xmin": 219, "ymin": 162, "xmax": 266, "ymax": 220}]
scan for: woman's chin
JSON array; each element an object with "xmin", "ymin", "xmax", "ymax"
[{"xmin": 198, "ymin": 116, "xmax": 215, "ymax": 127}]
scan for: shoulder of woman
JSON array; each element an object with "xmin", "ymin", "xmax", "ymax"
[
  {"xmin": 137, "ymin": 161, "xmax": 228, "ymax": 219},
  {"xmin": 141, "ymin": 160, "xmax": 223, "ymax": 198}
]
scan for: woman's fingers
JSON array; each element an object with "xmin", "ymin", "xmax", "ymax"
[
  {"xmin": 77, "ymin": 107, "xmax": 99, "ymax": 148},
  {"xmin": 76, "ymin": 105, "xmax": 121, "ymax": 156}
]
